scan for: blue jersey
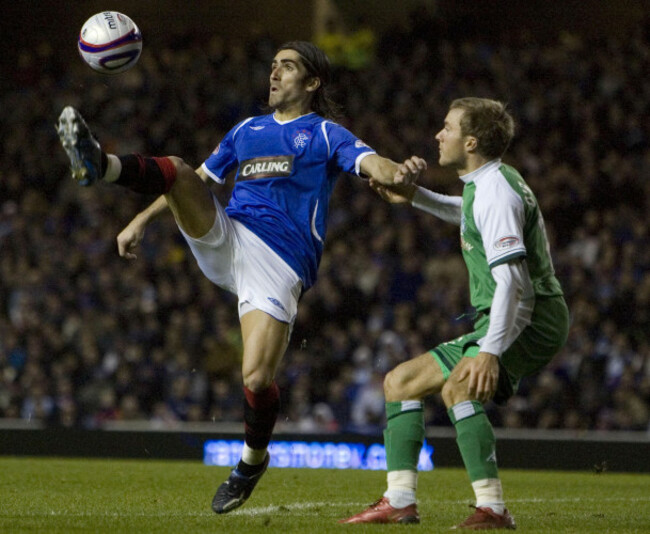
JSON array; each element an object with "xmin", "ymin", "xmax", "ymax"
[{"xmin": 201, "ymin": 112, "xmax": 375, "ymax": 289}]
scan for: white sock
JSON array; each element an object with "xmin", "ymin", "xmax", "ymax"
[
  {"xmin": 241, "ymin": 443, "xmax": 267, "ymax": 466},
  {"xmin": 383, "ymin": 470, "xmax": 417, "ymax": 508},
  {"xmin": 103, "ymin": 154, "xmax": 122, "ymax": 182},
  {"xmin": 472, "ymin": 478, "xmax": 505, "ymax": 515}
]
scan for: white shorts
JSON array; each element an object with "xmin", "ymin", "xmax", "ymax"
[{"xmin": 177, "ymin": 194, "xmax": 302, "ymax": 324}]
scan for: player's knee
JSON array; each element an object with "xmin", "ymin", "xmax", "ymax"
[
  {"xmin": 441, "ymin": 378, "xmax": 468, "ymax": 408},
  {"xmin": 166, "ymin": 156, "xmax": 190, "ymax": 174},
  {"xmin": 242, "ymin": 370, "xmax": 273, "ymax": 393},
  {"xmin": 384, "ymin": 367, "xmax": 407, "ymax": 402}
]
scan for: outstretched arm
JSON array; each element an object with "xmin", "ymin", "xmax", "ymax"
[
  {"xmin": 116, "ymin": 166, "xmax": 211, "ymax": 259},
  {"xmin": 368, "ymin": 179, "xmax": 417, "ymax": 204},
  {"xmin": 411, "ymin": 186, "xmax": 462, "ymax": 225},
  {"xmin": 365, "ymin": 155, "xmax": 462, "ymax": 224},
  {"xmin": 359, "ymin": 154, "xmax": 427, "ymax": 185}
]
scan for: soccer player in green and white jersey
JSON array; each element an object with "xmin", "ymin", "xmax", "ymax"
[{"xmin": 341, "ymin": 98, "xmax": 569, "ymax": 530}]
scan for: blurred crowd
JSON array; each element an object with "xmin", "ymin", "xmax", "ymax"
[{"xmin": 1, "ymin": 8, "xmax": 650, "ymax": 434}]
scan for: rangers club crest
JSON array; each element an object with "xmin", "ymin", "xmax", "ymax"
[{"xmin": 294, "ymin": 129, "xmax": 311, "ymax": 149}]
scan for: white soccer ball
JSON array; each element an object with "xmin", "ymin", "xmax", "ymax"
[{"xmin": 78, "ymin": 11, "xmax": 142, "ymax": 74}]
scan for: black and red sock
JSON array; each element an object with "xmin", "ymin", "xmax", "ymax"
[
  {"xmin": 106, "ymin": 153, "xmax": 177, "ymax": 194},
  {"xmin": 242, "ymin": 382, "xmax": 280, "ymax": 452}
]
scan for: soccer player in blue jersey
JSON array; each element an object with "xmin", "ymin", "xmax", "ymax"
[{"xmin": 57, "ymin": 41, "xmax": 417, "ymax": 514}]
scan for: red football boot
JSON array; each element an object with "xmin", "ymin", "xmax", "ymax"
[
  {"xmin": 453, "ymin": 506, "xmax": 516, "ymax": 530},
  {"xmin": 339, "ymin": 497, "xmax": 420, "ymax": 524}
]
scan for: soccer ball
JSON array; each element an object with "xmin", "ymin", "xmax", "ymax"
[{"xmin": 78, "ymin": 11, "xmax": 142, "ymax": 74}]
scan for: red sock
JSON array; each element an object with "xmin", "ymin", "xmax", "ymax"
[
  {"xmin": 115, "ymin": 154, "xmax": 176, "ymax": 194},
  {"xmin": 243, "ymin": 382, "xmax": 280, "ymax": 450}
]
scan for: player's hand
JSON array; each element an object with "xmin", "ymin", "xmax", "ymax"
[
  {"xmin": 393, "ymin": 156, "xmax": 427, "ymax": 185},
  {"xmin": 117, "ymin": 217, "xmax": 147, "ymax": 260},
  {"xmin": 369, "ymin": 179, "xmax": 416, "ymax": 204},
  {"xmin": 460, "ymin": 352, "xmax": 500, "ymax": 403}
]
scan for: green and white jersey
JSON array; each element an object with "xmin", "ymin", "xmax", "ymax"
[{"xmin": 459, "ymin": 159, "xmax": 563, "ymax": 312}]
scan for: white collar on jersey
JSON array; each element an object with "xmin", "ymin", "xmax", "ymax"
[
  {"xmin": 459, "ymin": 158, "xmax": 501, "ymax": 184},
  {"xmin": 272, "ymin": 112, "xmax": 316, "ymax": 125}
]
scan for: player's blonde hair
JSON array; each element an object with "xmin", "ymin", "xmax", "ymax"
[{"xmin": 450, "ymin": 98, "xmax": 515, "ymax": 159}]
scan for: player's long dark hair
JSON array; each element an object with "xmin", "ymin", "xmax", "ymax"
[{"xmin": 277, "ymin": 41, "xmax": 342, "ymax": 121}]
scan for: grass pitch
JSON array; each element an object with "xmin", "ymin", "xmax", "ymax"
[{"xmin": 1, "ymin": 457, "xmax": 649, "ymax": 533}]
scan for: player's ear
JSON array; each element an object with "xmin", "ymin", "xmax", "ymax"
[
  {"xmin": 305, "ymin": 76, "xmax": 321, "ymax": 93},
  {"xmin": 465, "ymin": 136, "xmax": 478, "ymax": 153}
]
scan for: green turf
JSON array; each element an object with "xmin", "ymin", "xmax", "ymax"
[{"xmin": 0, "ymin": 457, "xmax": 648, "ymax": 533}]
